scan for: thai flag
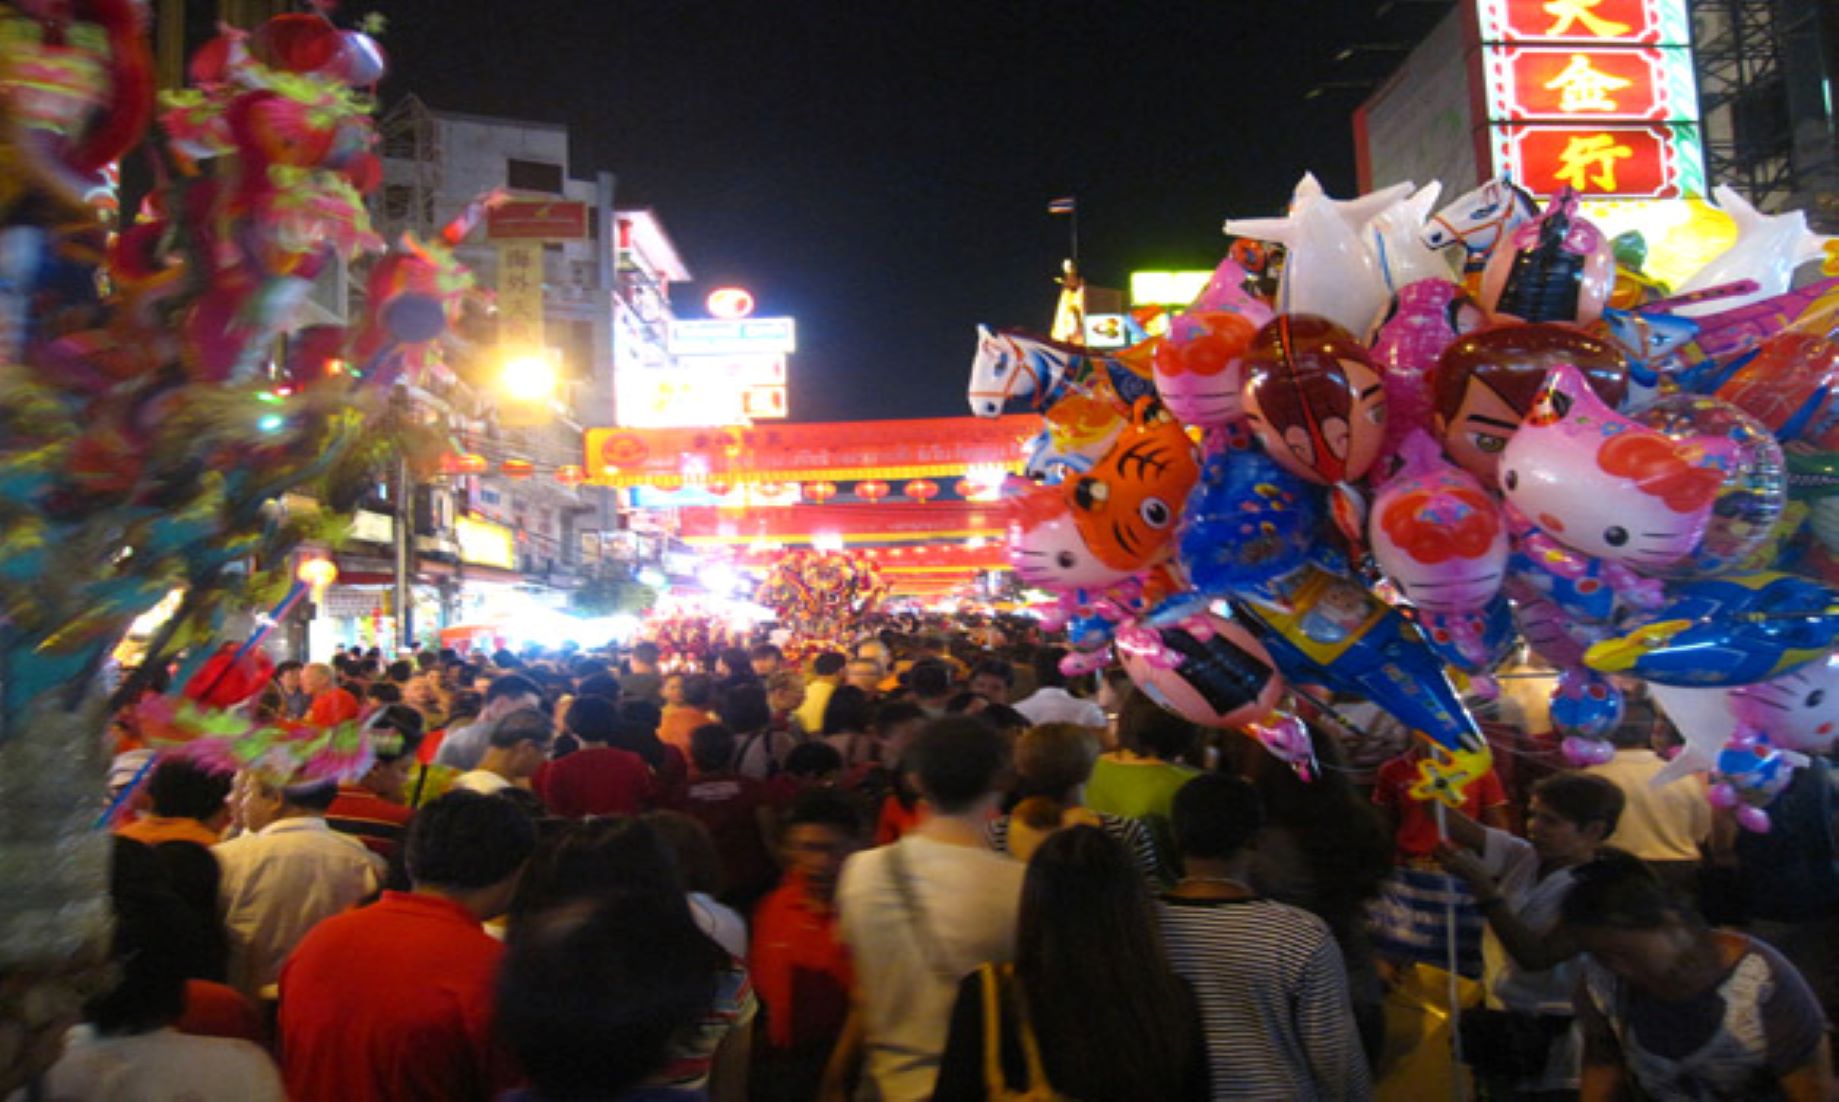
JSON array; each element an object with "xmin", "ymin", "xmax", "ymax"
[{"xmin": 1047, "ymin": 197, "xmax": 1076, "ymax": 215}]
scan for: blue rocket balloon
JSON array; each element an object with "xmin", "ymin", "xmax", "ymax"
[
  {"xmin": 1585, "ymin": 571, "xmax": 1839, "ymax": 686},
  {"xmin": 1240, "ymin": 563, "xmax": 1484, "ymax": 756}
]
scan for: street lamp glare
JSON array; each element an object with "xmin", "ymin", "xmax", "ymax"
[{"xmin": 501, "ymin": 352, "xmax": 558, "ymax": 401}]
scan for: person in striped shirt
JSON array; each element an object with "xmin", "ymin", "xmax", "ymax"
[{"xmin": 1157, "ymin": 774, "xmax": 1372, "ymax": 1101}]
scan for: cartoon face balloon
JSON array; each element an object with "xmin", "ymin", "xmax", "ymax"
[
  {"xmin": 1432, "ymin": 323, "xmax": 1630, "ymax": 483},
  {"xmin": 1729, "ymin": 654, "xmax": 1839, "ymax": 754},
  {"xmin": 1064, "ymin": 398, "xmax": 1202, "ymax": 573},
  {"xmin": 1151, "ymin": 310, "xmax": 1260, "ymax": 433},
  {"xmin": 1006, "ymin": 483, "xmax": 1136, "ymax": 592},
  {"xmin": 1241, "ymin": 314, "xmax": 1388, "ymax": 486},
  {"xmin": 1371, "ymin": 432, "xmax": 1507, "ymax": 614},
  {"xmin": 1500, "ymin": 363, "xmax": 1735, "ymax": 571}
]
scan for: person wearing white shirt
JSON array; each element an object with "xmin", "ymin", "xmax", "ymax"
[
  {"xmin": 434, "ymin": 673, "xmax": 543, "ymax": 770},
  {"xmin": 453, "ymin": 707, "xmax": 553, "ymax": 797},
  {"xmin": 1012, "ymin": 647, "xmax": 1107, "ymax": 730},
  {"xmin": 1436, "ymin": 773, "xmax": 1627, "ymax": 1097},
  {"xmin": 831, "ymin": 717, "xmax": 1027, "ymax": 1102},
  {"xmin": 214, "ymin": 773, "xmax": 383, "ymax": 1000},
  {"xmin": 1582, "ymin": 701, "xmax": 1710, "ymax": 901}
]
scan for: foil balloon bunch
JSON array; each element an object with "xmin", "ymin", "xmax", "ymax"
[
  {"xmin": 0, "ymin": 5, "xmax": 479, "ymax": 968},
  {"xmin": 755, "ymin": 549, "xmax": 887, "ymax": 637},
  {"xmin": 970, "ymin": 169, "xmax": 1839, "ymax": 827}
]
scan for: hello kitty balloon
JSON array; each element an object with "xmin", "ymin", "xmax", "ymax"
[
  {"xmin": 1499, "ymin": 362, "xmax": 1736, "ymax": 574},
  {"xmin": 1729, "ymin": 653, "xmax": 1839, "ymax": 755}
]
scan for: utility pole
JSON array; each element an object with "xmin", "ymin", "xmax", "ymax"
[{"xmin": 391, "ymin": 386, "xmax": 416, "ymax": 651}]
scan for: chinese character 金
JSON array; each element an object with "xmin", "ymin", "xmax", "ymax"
[{"xmin": 1543, "ymin": 53, "xmax": 1633, "ymax": 113}]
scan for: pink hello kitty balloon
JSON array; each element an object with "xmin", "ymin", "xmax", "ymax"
[
  {"xmin": 1371, "ymin": 431, "xmax": 1508, "ymax": 615},
  {"xmin": 1500, "ymin": 363, "xmax": 1735, "ymax": 573},
  {"xmin": 1006, "ymin": 482, "xmax": 1136, "ymax": 592},
  {"xmin": 1729, "ymin": 654, "xmax": 1839, "ymax": 755},
  {"xmin": 1368, "ymin": 280, "xmax": 1485, "ymax": 471}
]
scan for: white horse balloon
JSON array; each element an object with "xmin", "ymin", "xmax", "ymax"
[
  {"xmin": 1225, "ymin": 173, "xmax": 1412, "ymax": 334},
  {"xmin": 1674, "ymin": 185, "xmax": 1837, "ymax": 316},
  {"xmin": 1362, "ymin": 181, "xmax": 1456, "ymax": 303}
]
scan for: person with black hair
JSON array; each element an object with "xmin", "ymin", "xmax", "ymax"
[
  {"xmin": 1562, "ymin": 853, "xmax": 1834, "ymax": 1101},
  {"xmin": 1086, "ymin": 690, "xmax": 1202, "ymax": 863},
  {"xmin": 752, "ymin": 789, "xmax": 865, "ymax": 1101},
  {"xmin": 782, "ymin": 740, "xmax": 845, "ymax": 788},
  {"xmin": 644, "ymin": 810, "xmax": 750, "ymax": 960},
  {"xmin": 661, "ymin": 671, "xmax": 720, "ymax": 757},
  {"xmin": 533, "ymin": 694, "xmax": 655, "ymax": 818},
  {"xmin": 453, "ymin": 708, "xmax": 553, "ymax": 798},
  {"xmin": 936, "ymin": 826, "xmax": 1208, "ymax": 1101},
  {"xmin": 672, "ymin": 723, "xmax": 780, "ymax": 912},
  {"xmin": 1436, "ymin": 771, "xmax": 1627, "ymax": 1095},
  {"xmin": 724, "ymin": 683, "xmax": 796, "ymax": 781},
  {"xmin": 259, "ymin": 659, "xmax": 309, "ymax": 721},
  {"xmin": 117, "ymin": 756, "xmax": 232, "ymax": 848},
  {"xmin": 433, "ymin": 673, "xmax": 544, "ymax": 770},
  {"xmin": 967, "ymin": 658, "xmax": 1014, "ymax": 705},
  {"xmin": 750, "ymin": 642, "xmax": 786, "ymax": 678},
  {"xmin": 279, "ymin": 791, "xmax": 536, "ymax": 1101},
  {"xmin": 820, "ymin": 684, "xmax": 878, "ymax": 768},
  {"xmin": 504, "ymin": 817, "xmax": 757, "ymax": 1100},
  {"xmin": 33, "ymin": 839, "xmax": 285, "ymax": 1100},
  {"xmin": 576, "ymin": 670, "xmax": 623, "ymax": 704},
  {"xmin": 795, "ymin": 650, "xmax": 848, "ymax": 732},
  {"xmin": 327, "ymin": 704, "xmax": 424, "ymax": 860},
  {"xmin": 387, "ymin": 658, "xmax": 416, "ymax": 685},
  {"xmin": 907, "ymin": 658, "xmax": 956, "ymax": 718},
  {"xmin": 832, "ymin": 717, "xmax": 1027, "ymax": 1102},
  {"xmin": 497, "ymin": 895, "xmax": 736, "ymax": 1102},
  {"xmin": 214, "ymin": 772, "xmax": 384, "ymax": 999},
  {"xmin": 1156, "ymin": 774, "xmax": 1370, "ymax": 1100},
  {"xmin": 619, "ymin": 640, "xmax": 665, "ymax": 704},
  {"xmin": 1012, "ymin": 646, "xmax": 1107, "ymax": 729}
]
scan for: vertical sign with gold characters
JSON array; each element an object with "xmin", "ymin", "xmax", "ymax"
[
  {"xmin": 497, "ymin": 241, "xmax": 545, "ymax": 350},
  {"xmin": 1475, "ymin": 0, "xmax": 1705, "ymax": 199}
]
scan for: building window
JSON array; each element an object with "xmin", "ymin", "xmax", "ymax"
[{"xmin": 506, "ymin": 158, "xmax": 563, "ymax": 194}]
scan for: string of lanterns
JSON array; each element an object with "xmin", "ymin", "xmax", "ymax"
[{"xmin": 438, "ymin": 454, "xmax": 986, "ymax": 502}]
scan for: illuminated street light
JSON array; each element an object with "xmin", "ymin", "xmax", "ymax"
[{"xmin": 500, "ymin": 350, "xmax": 559, "ymax": 402}]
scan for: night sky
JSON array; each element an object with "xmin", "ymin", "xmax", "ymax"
[{"xmin": 374, "ymin": 0, "xmax": 1452, "ymax": 423}]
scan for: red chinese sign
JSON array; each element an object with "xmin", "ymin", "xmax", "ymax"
[
  {"xmin": 487, "ymin": 200, "xmax": 589, "ymax": 241},
  {"xmin": 1475, "ymin": 0, "xmax": 1686, "ymax": 46},
  {"xmin": 1489, "ymin": 46, "xmax": 1680, "ymax": 121},
  {"xmin": 1500, "ymin": 125, "xmax": 1683, "ymax": 198},
  {"xmin": 583, "ymin": 415, "xmax": 1037, "ymax": 487}
]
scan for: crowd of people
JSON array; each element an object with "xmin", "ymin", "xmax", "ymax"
[{"xmin": 45, "ymin": 622, "xmax": 1839, "ymax": 1100}]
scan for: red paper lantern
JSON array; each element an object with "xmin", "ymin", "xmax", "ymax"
[
  {"xmin": 501, "ymin": 459, "xmax": 535, "ymax": 479},
  {"xmin": 803, "ymin": 481, "xmax": 838, "ymax": 503},
  {"xmin": 440, "ymin": 452, "xmax": 488, "ymax": 475},
  {"xmin": 554, "ymin": 464, "xmax": 585, "ymax": 486},
  {"xmin": 903, "ymin": 479, "xmax": 939, "ymax": 502},
  {"xmin": 706, "ymin": 480, "xmax": 733, "ymax": 497},
  {"xmin": 954, "ymin": 477, "xmax": 988, "ymax": 499},
  {"xmin": 856, "ymin": 480, "xmax": 890, "ymax": 502}
]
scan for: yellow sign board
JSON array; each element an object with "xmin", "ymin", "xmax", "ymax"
[{"xmin": 457, "ymin": 515, "xmax": 517, "ymax": 571}]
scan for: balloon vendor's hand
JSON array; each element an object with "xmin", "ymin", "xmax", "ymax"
[{"xmin": 1434, "ymin": 843, "xmax": 1491, "ymax": 891}]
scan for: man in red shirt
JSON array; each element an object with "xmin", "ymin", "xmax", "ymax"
[
  {"xmin": 751, "ymin": 788, "xmax": 862, "ymax": 1102},
  {"xmin": 327, "ymin": 705, "xmax": 423, "ymax": 860},
  {"xmin": 301, "ymin": 662, "xmax": 361, "ymax": 729},
  {"xmin": 278, "ymin": 791, "xmax": 537, "ymax": 1101},
  {"xmin": 1373, "ymin": 741, "xmax": 1512, "ymax": 863},
  {"xmin": 671, "ymin": 723, "xmax": 780, "ymax": 911},
  {"xmin": 533, "ymin": 696, "xmax": 655, "ymax": 818}
]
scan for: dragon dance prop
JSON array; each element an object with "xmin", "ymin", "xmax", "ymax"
[{"xmin": 0, "ymin": 2, "xmax": 476, "ymax": 1000}]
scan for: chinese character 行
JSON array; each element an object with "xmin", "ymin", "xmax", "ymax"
[
  {"xmin": 1553, "ymin": 133, "xmax": 1635, "ymax": 191},
  {"xmin": 1543, "ymin": 53, "xmax": 1633, "ymax": 112}
]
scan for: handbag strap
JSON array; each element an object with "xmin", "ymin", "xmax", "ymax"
[
  {"xmin": 886, "ymin": 841, "xmax": 955, "ymax": 979},
  {"xmin": 978, "ymin": 962, "xmax": 1058, "ymax": 1099}
]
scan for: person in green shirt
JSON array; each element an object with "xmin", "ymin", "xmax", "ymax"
[{"xmin": 1084, "ymin": 691, "xmax": 1202, "ymax": 879}]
